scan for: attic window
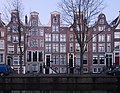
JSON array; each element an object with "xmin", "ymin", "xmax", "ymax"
[
  {"xmin": 11, "ymin": 16, "xmax": 16, "ymax": 22},
  {"xmin": 32, "ymin": 20, "xmax": 37, "ymax": 26},
  {"xmin": 53, "ymin": 16, "xmax": 58, "ymax": 23},
  {"xmin": 99, "ymin": 19, "xmax": 104, "ymax": 24}
]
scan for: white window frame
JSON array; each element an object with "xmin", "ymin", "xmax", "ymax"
[
  {"xmin": 7, "ymin": 45, "xmax": 14, "ymax": 54},
  {"xmin": 17, "ymin": 45, "xmax": 24, "ymax": 54},
  {"xmin": 52, "ymin": 34, "xmax": 59, "ymax": 41},
  {"xmin": 0, "ymin": 52, "xmax": 4, "ymax": 63},
  {"xmin": 114, "ymin": 32, "xmax": 120, "ymax": 39},
  {"xmin": 0, "ymin": 40, "xmax": 4, "ymax": 49},
  {"xmin": 45, "ymin": 34, "xmax": 51, "ymax": 41},
  {"xmin": 107, "ymin": 34, "xmax": 111, "ymax": 42},
  {"xmin": 98, "ymin": 43, "xmax": 105, "ymax": 52},
  {"xmin": 60, "ymin": 43, "xmax": 66, "ymax": 52},
  {"xmin": 98, "ymin": 34, "xmax": 105, "ymax": 42}
]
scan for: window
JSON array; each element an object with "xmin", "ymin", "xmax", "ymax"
[
  {"xmin": 12, "ymin": 26, "xmax": 18, "ymax": 32},
  {"xmin": 92, "ymin": 34, "xmax": 96, "ymax": 42},
  {"xmin": 17, "ymin": 45, "xmax": 24, "ymax": 54},
  {"xmin": 45, "ymin": 43, "xmax": 51, "ymax": 52},
  {"xmin": 53, "ymin": 55, "xmax": 59, "ymax": 64},
  {"xmin": 33, "ymin": 51, "xmax": 37, "ymax": 62},
  {"xmin": 0, "ymin": 40, "xmax": 4, "ymax": 49},
  {"xmin": 98, "ymin": 34, "xmax": 105, "ymax": 42},
  {"xmin": 12, "ymin": 35, "xmax": 19, "ymax": 42},
  {"xmin": 114, "ymin": 32, "xmax": 120, "ymax": 38},
  {"xmin": 11, "ymin": 16, "xmax": 16, "ymax": 22},
  {"xmin": 52, "ymin": 25, "xmax": 59, "ymax": 32},
  {"xmin": 45, "ymin": 34, "xmax": 51, "ymax": 41},
  {"xmin": 107, "ymin": 43, "xmax": 111, "ymax": 52},
  {"xmin": 93, "ymin": 56, "xmax": 98, "ymax": 64},
  {"xmin": 31, "ymin": 39, "xmax": 38, "ymax": 47},
  {"xmin": 7, "ymin": 35, "xmax": 12, "ymax": 41},
  {"xmin": 108, "ymin": 27, "xmax": 111, "ymax": 31},
  {"xmin": 76, "ymin": 43, "xmax": 80, "ymax": 52},
  {"xmin": 93, "ymin": 68, "xmax": 97, "ymax": 73},
  {"xmin": 0, "ymin": 31, "xmax": 4, "ymax": 37},
  {"xmin": 38, "ymin": 51, "xmax": 43, "ymax": 61},
  {"xmin": 7, "ymin": 27, "xmax": 11, "ymax": 31},
  {"xmin": 40, "ymin": 39, "xmax": 44, "ymax": 47},
  {"xmin": 98, "ymin": 43, "xmax": 105, "ymax": 52},
  {"xmin": 107, "ymin": 34, "xmax": 111, "ymax": 42},
  {"xmin": 13, "ymin": 56, "xmax": 24, "ymax": 65},
  {"xmin": 70, "ymin": 43, "xmax": 74, "ymax": 52},
  {"xmin": 70, "ymin": 34, "xmax": 74, "ymax": 41},
  {"xmin": 76, "ymin": 57, "xmax": 80, "ymax": 66},
  {"xmin": 13, "ymin": 56, "xmax": 19, "ymax": 65},
  {"xmin": 53, "ymin": 43, "xmax": 59, "ymax": 52},
  {"xmin": 53, "ymin": 16, "xmax": 58, "ymax": 23},
  {"xmin": 114, "ymin": 42, "xmax": 120, "ymax": 49},
  {"xmin": 27, "ymin": 51, "xmax": 31, "ymax": 62},
  {"xmin": 8, "ymin": 45, "xmax": 14, "ymax": 54},
  {"xmin": 92, "ymin": 43, "xmax": 96, "ymax": 52},
  {"xmin": 52, "ymin": 34, "xmax": 59, "ymax": 41},
  {"xmin": 26, "ymin": 51, "xmax": 43, "ymax": 62},
  {"xmin": 99, "ymin": 19, "xmax": 104, "ymax": 24},
  {"xmin": 32, "ymin": 64, "xmax": 38, "ymax": 72},
  {"xmin": 83, "ymin": 56, "xmax": 88, "ymax": 64},
  {"xmin": 32, "ymin": 20, "xmax": 37, "ymax": 26},
  {"xmin": 0, "ymin": 53, "xmax": 3, "ymax": 63},
  {"xmin": 98, "ymin": 26, "xmax": 105, "ymax": 31},
  {"xmin": 40, "ymin": 28, "xmax": 44, "ymax": 36},
  {"xmin": 106, "ymin": 54, "xmax": 112, "ymax": 67},
  {"xmin": 60, "ymin": 34, "xmax": 66, "ymax": 42},
  {"xmin": 31, "ymin": 28, "xmax": 38, "ymax": 36},
  {"xmin": 99, "ymin": 55, "xmax": 104, "ymax": 64},
  {"xmin": 60, "ymin": 43, "xmax": 66, "ymax": 52},
  {"xmin": 60, "ymin": 55, "xmax": 66, "ymax": 65}
]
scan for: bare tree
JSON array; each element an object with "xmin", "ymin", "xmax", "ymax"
[
  {"xmin": 4, "ymin": 0, "xmax": 24, "ymax": 74},
  {"xmin": 59, "ymin": 0, "xmax": 104, "ymax": 74}
]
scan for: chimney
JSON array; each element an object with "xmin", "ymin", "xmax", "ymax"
[{"xmin": 25, "ymin": 15, "xmax": 28, "ymax": 25}]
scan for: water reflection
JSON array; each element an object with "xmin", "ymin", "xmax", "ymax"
[
  {"xmin": 0, "ymin": 84, "xmax": 120, "ymax": 93},
  {"xmin": 0, "ymin": 90, "xmax": 118, "ymax": 93}
]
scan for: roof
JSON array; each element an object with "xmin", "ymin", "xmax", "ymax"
[{"xmin": 110, "ymin": 12, "xmax": 120, "ymax": 27}]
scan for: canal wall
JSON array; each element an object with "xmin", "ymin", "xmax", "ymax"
[{"xmin": 0, "ymin": 74, "xmax": 120, "ymax": 84}]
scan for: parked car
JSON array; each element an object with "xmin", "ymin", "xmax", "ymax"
[
  {"xmin": 100, "ymin": 68, "xmax": 111, "ymax": 74},
  {"xmin": 107, "ymin": 66, "xmax": 120, "ymax": 76},
  {"xmin": 0, "ymin": 64, "xmax": 11, "ymax": 76}
]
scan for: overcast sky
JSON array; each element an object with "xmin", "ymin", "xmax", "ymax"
[{"xmin": 0, "ymin": 0, "xmax": 120, "ymax": 24}]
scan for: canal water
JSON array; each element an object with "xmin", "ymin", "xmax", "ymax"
[{"xmin": 0, "ymin": 84, "xmax": 119, "ymax": 93}]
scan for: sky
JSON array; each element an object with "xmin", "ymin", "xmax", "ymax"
[{"xmin": 0, "ymin": 0, "xmax": 120, "ymax": 24}]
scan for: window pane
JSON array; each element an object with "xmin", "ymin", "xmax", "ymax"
[
  {"xmin": 114, "ymin": 42, "xmax": 120, "ymax": 49},
  {"xmin": 98, "ymin": 43, "xmax": 105, "ymax": 52},
  {"xmin": 93, "ymin": 56, "xmax": 98, "ymax": 64},
  {"xmin": 114, "ymin": 32, "xmax": 120, "ymax": 38}
]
